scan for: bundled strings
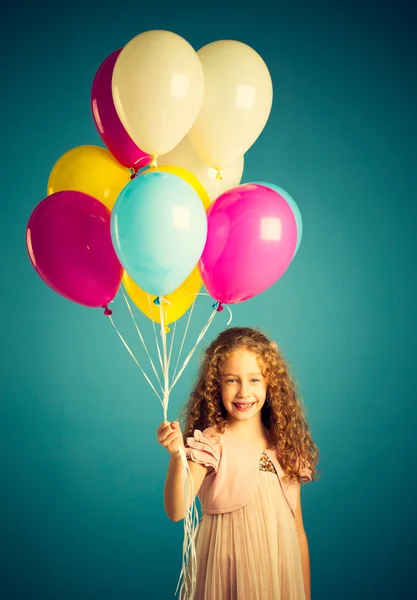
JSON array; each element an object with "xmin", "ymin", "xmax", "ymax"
[{"xmin": 108, "ymin": 289, "xmax": 231, "ymax": 599}]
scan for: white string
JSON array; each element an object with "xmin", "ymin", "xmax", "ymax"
[
  {"xmin": 175, "ymin": 445, "xmax": 200, "ymax": 600},
  {"xmin": 190, "ymin": 292, "xmax": 234, "ymax": 326},
  {"xmin": 223, "ymin": 304, "xmax": 233, "ymax": 325},
  {"xmin": 159, "ymin": 300, "xmax": 170, "ymax": 421},
  {"xmin": 108, "ymin": 290, "xmax": 228, "ymax": 600},
  {"xmin": 108, "ymin": 316, "xmax": 163, "ymax": 406},
  {"xmin": 170, "ymin": 309, "xmax": 217, "ymax": 393},
  {"xmin": 172, "ymin": 282, "xmax": 200, "ymax": 382},
  {"xmin": 156, "ymin": 301, "xmax": 199, "ymax": 600},
  {"xmin": 121, "ymin": 288, "xmax": 163, "ymax": 393},
  {"xmin": 147, "ymin": 293, "xmax": 164, "ymax": 371},
  {"xmin": 168, "ymin": 320, "xmax": 177, "ymax": 378}
]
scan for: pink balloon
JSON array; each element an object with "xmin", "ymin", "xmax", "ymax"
[
  {"xmin": 26, "ymin": 191, "xmax": 123, "ymax": 309},
  {"xmin": 91, "ymin": 50, "xmax": 152, "ymax": 171},
  {"xmin": 199, "ymin": 184, "xmax": 297, "ymax": 304}
]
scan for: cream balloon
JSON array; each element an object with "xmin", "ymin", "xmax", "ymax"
[
  {"xmin": 157, "ymin": 136, "xmax": 244, "ymax": 201},
  {"xmin": 188, "ymin": 40, "xmax": 273, "ymax": 169},
  {"xmin": 112, "ymin": 30, "xmax": 204, "ymax": 157}
]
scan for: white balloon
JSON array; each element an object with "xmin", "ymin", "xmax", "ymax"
[
  {"xmin": 112, "ymin": 30, "xmax": 204, "ymax": 157},
  {"xmin": 157, "ymin": 136, "xmax": 244, "ymax": 201},
  {"xmin": 188, "ymin": 40, "xmax": 273, "ymax": 169}
]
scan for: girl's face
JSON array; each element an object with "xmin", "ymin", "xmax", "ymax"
[{"xmin": 219, "ymin": 347, "xmax": 268, "ymax": 423}]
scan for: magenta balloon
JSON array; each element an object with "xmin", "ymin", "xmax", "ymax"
[
  {"xmin": 26, "ymin": 191, "xmax": 123, "ymax": 308},
  {"xmin": 199, "ymin": 184, "xmax": 298, "ymax": 304},
  {"xmin": 91, "ymin": 50, "xmax": 152, "ymax": 170}
]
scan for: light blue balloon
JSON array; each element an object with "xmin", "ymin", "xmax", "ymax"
[
  {"xmin": 249, "ymin": 181, "xmax": 303, "ymax": 258},
  {"xmin": 111, "ymin": 171, "xmax": 207, "ymax": 296}
]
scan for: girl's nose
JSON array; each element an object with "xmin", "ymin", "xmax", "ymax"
[{"xmin": 237, "ymin": 385, "xmax": 251, "ymax": 398}]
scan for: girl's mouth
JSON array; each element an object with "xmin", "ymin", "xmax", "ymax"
[{"xmin": 233, "ymin": 402, "xmax": 256, "ymax": 412}]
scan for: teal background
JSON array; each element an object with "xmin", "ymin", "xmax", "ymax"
[{"xmin": 1, "ymin": 1, "xmax": 416, "ymax": 598}]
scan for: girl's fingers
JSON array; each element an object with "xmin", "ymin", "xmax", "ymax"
[
  {"xmin": 156, "ymin": 421, "xmax": 170, "ymax": 435},
  {"xmin": 168, "ymin": 442, "xmax": 180, "ymax": 454},
  {"xmin": 168, "ymin": 434, "xmax": 184, "ymax": 452},
  {"xmin": 157, "ymin": 425, "xmax": 173, "ymax": 442},
  {"xmin": 160, "ymin": 430, "xmax": 179, "ymax": 446},
  {"xmin": 160, "ymin": 427, "xmax": 180, "ymax": 442}
]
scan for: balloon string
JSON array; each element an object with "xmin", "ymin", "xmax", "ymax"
[
  {"xmin": 157, "ymin": 294, "xmax": 216, "ymax": 599},
  {"xmin": 215, "ymin": 169, "xmax": 222, "ymax": 199},
  {"xmin": 107, "ymin": 316, "xmax": 163, "ymax": 405},
  {"xmin": 121, "ymin": 287, "xmax": 164, "ymax": 392},
  {"xmin": 172, "ymin": 280, "xmax": 201, "ymax": 382},
  {"xmin": 147, "ymin": 293, "xmax": 164, "ymax": 371},
  {"xmin": 159, "ymin": 300, "xmax": 170, "ymax": 420},
  {"xmin": 170, "ymin": 309, "xmax": 217, "ymax": 393},
  {"xmin": 175, "ymin": 445, "xmax": 200, "ymax": 600},
  {"xmin": 168, "ymin": 320, "xmax": 177, "ymax": 377},
  {"xmin": 157, "ymin": 303, "xmax": 199, "ymax": 600},
  {"xmin": 173, "ymin": 306, "xmax": 223, "ymax": 599},
  {"xmin": 191, "ymin": 292, "xmax": 233, "ymax": 326}
]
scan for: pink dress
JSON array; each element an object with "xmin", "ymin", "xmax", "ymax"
[{"xmin": 185, "ymin": 428, "xmax": 307, "ymax": 600}]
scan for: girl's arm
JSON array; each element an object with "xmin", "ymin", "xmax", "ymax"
[
  {"xmin": 294, "ymin": 489, "xmax": 311, "ymax": 600},
  {"xmin": 164, "ymin": 453, "xmax": 208, "ymax": 522},
  {"xmin": 157, "ymin": 420, "xmax": 210, "ymax": 522}
]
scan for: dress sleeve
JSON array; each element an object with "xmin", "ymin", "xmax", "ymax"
[{"xmin": 185, "ymin": 429, "xmax": 221, "ymax": 474}]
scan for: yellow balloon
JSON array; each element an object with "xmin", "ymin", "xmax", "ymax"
[
  {"xmin": 47, "ymin": 145, "xmax": 131, "ymax": 211},
  {"xmin": 143, "ymin": 164, "xmax": 211, "ymax": 210},
  {"xmin": 123, "ymin": 266, "xmax": 202, "ymax": 328}
]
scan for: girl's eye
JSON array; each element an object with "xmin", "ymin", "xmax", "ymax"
[{"xmin": 225, "ymin": 378, "xmax": 260, "ymax": 383}]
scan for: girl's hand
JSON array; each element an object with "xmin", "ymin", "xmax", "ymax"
[{"xmin": 156, "ymin": 420, "xmax": 184, "ymax": 455}]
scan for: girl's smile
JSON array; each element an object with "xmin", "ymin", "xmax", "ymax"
[{"xmin": 233, "ymin": 402, "xmax": 256, "ymax": 412}]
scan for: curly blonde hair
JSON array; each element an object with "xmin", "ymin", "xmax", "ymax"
[{"xmin": 180, "ymin": 327, "xmax": 319, "ymax": 483}]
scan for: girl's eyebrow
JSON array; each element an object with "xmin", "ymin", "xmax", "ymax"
[{"xmin": 222, "ymin": 372, "xmax": 263, "ymax": 377}]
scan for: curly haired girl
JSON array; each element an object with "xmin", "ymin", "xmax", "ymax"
[{"xmin": 157, "ymin": 327, "xmax": 319, "ymax": 600}]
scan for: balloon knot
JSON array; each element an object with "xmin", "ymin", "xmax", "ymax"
[
  {"xmin": 103, "ymin": 305, "xmax": 113, "ymax": 316},
  {"xmin": 165, "ymin": 326, "xmax": 170, "ymax": 334},
  {"xmin": 153, "ymin": 296, "xmax": 162, "ymax": 306},
  {"xmin": 215, "ymin": 169, "xmax": 223, "ymax": 181},
  {"xmin": 130, "ymin": 170, "xmax": 137, "ymax": 180},
  {"xmin": 212, "ymin": 301, "xmax": 224, "ymax": 312}
]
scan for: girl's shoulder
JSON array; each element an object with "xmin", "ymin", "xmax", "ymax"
[
  {"xmin": 187, "ymin": 426, "xmax": 223, "ymax": 451},
  {"xmin": 185, "ymin": 427, "xmax": 222, "ymax": 473},
  {"xmin": 199, "ymin": 426, "xmax": 222, "ymax": 448},
  {"xmin": 201, "ymin": 425, "xmax": 220, "ymax": 438}
]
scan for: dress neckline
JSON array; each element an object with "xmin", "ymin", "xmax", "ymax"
[{"xmin": 224, "ymin": 427, "xmax": 272, "ymax": 454}]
